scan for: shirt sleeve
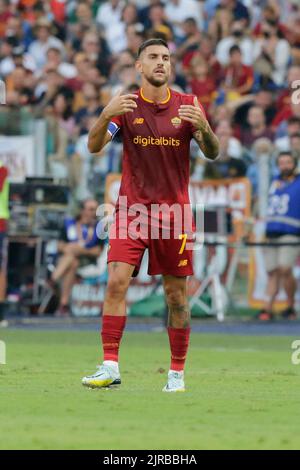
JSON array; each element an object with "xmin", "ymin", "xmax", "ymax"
[
  {"xmin": 0, "ymin": 166, "xmax": 8, "ymax": 192},
  {"xmin": 107, "ymin": 116, "xmax": 122, "ymax": 140}
]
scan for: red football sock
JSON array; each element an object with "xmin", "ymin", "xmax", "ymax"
[
  {"xmin": 167, "ymin": 327, "xmax": 190, "ymax": 372},
  {"xmin": 101, "ymin": 315, "xmax": 127, "ymax": 362}
]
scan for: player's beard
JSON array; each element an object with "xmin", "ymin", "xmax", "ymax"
[
  {"xmin": 280, "ymin": 169, "xmax": 295, "ymax": 179},
  {"xmin": 145, "ymin": 71, "xmax": 169, "ymax": 88}
]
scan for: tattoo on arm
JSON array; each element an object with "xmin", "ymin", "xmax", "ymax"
[{"xmin": 193, "ymin": 126, "xmax": 220, "ymax": 160}]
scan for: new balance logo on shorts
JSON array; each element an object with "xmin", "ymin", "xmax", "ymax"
[{"xmin": 178, "ymin": 259, "xmax": 188, "ymax": 267}]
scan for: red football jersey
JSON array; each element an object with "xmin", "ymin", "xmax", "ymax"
[{"xmin": 108, "ymin": 88, "xmax": 204, "ymax": 216}]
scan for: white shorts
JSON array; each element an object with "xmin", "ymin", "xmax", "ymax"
[{"xmin": 264, "ymin": 235, "xmax": 300, "ymax": 272}]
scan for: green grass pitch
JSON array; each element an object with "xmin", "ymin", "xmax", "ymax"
[{"xmin": 0, "ymin": 328, "xmax": 300, "ymax": 450}]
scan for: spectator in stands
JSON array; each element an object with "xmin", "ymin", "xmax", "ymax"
[
  {"xmin": 44, "ymin": 47, "xmax": 77, "ymax": 80},
  {"xmin": 214, "ymin": 119, "xmax": 243, "ymax": 161},
  {"xmin": 46, "ymin": 92, "xmax": 76, "ymax": 178},
  {"xmin": 0, "ymin": 38, "xmax": 15, "ymax": 77},
  {"xmin": 0, "ymin": 38, "xmax": 36, "ymax": 76},
  {"xmin": 4, "ymin": 15, "xmax": 33, "ymax": 51},
  {"xmin": 193, "ymin": 33, "xmax": 223, "ymax": 83},
  {"xmin": 276, "ymin": 65, "xmax": 300, "ymax": 111},
  {"xmin": 50, "ymin": 198, "xmax": 103, "ymax": 317},
  {"xmin": 216, "ymin": 19, "xmax": 254, "ymax": 66},
  {"xmin": 28, "ymin": 17, "xmax": 64, "ymax": 70},
  {"xmin": 210, "ymin": 103, "xmax": 234, "ymax": 130},
  {"xmin": 285, "ymin": 5, "xmax": 300, "ymax": 46},
  {"xmin": 0, "ymin": 0, "xmax": 13, "ymax": 39},
  {"xmin": 253, "ymin": 3, "xmax": 288, "ymax": 39},
  {"xmin": 204, "ymin": 119, "xmax": 246, "ymax": 179},
  {"xmin": 5, "ymin": 64, "xmax": 35, "ymax": 107},
  {"xmin": 164, "ymin": 0, "xmax": 204, "ymax": 41},
  {"xmin": 125, "ymin": 23, "xmax": 145, "ymax": 56},
  {"xmin": 175, "ymin": 17, "xmax": 202, "ymax": 66},
  {"xmin": 291, "ymin": 41, "xmax": 300, "ymax": 66},
  {"xmin": 274, "ymin": 101, "xmax": 300, "ymax": 138},
  {"xmin": 74, "ymin": 82, "xmax": 103, "ymax": 136},
  {"xmin": 69, "ymin": 115, "xmax": 117, "ymax": 201},
  {"xmin": 187, "ymin": 58, "xmax": 217, "ymax": 113},
  {"xmin": 145, "ymin": 2, "xmax": 173, "ymax": 42},
  {"xmin": 71, "ymin": 1, "xmax": 94, "ymax": 31},
  {"xmin": 240, "ymin": 105, "xmax": 274, "ymax": 149},
  {"xmin": 275, "ymin": 117, "xmax": 300, "ymax": 152},
  {"xmin": 34, "ymin": 69, "xmax": 65, "ymax": 115},
  {"xmin": 64, "ymin": 53, "xmax": 91, "ymax": 93},
  {"xmin": 138, "ymin": 0, "xmax": 161, "ymax": 28},
  {"xmin": 253, "ymin": 19, "xmax": 291, "ymax": 86},
  {"xmin": 220, "ymin": 0, "xmax": 249, "ymax": 24},
  {"xmin": 80, "ymin": 30, "xmax": 110, "ymax": 78},
  {"xmin": 96, "ymin": 0, "xmax": 124, "ymax": 31},
  {"xmin": 221, "ymin": 45, "xmax": 254, "ymax": 99},
  {"xmin": 258, "ymin": 151, "xmax": 300, "ymax": 321},
  {"xmin": 208, "ymin": 4, "xmax": 233, "ymax": 46},
  {"xmin": 109, "ymin": 48, "xmax": 136, "ymax": 83},
  {"xmin": 102, "ymin": 2, "xmax": 139, "ymax": 55},
  {"xmin": 234, "ymin": 87, "xmax": 276, "ymax": 129},
  {"xmin": 246, "ymin": 137, "xmax": 275, "ymax": 202}
]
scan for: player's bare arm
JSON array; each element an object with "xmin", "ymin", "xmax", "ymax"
[
  {"xmin": 178, "ymin": 97, "xmax": 220, "ymax": 160},
  {"xmin": 87, "ymin": 90, "xmax": 138, "ymax": 153}
]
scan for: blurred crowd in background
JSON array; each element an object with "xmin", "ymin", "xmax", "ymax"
[{"xmin": 0, "ymin": 0, "xmax": 300, "ymax": 210}]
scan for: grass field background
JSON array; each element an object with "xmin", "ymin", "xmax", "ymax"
[{"xmin": 0, "ymin": 328, "xmax": 300, "ymax": 450}]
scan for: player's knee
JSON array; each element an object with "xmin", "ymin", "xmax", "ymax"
[
  {"xmin": 279, "ymin": 266, "xmax": 293, "ymax": 277},
  {"xmin": 267, "ymin": 268, "xmax": 279, "ymax": 278},
  {"xmin": 106, "ymin": 275, "xmax": 129, "ymax": 301},
  {"xmin": 164, "ymin": 285, "xmax": 186, "ymax": 307}
]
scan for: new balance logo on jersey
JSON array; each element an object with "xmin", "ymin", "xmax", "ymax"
[{"xmin": 133, "ymin": 118, "xmax": 144, "ymax": 124}]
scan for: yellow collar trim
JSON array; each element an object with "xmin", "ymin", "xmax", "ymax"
[{"xmin": 140, "ymin": 87, "xmax": 171, "ymax": 104}]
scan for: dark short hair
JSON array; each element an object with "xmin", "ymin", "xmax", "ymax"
[
  {"xmin": 288, "ymin": 117, "xmax": 300, "ymax": 126},
  {"xmin": 79, "ymin": 198, "xmax": 98, "ymax": 211},
  {"xmin": 137, "ymin": 38, "xmax": 169, "ymax": 58},
  {"xmin": 278, "ymin": 151, "xmax": 293, "ymax": 158},
  {"xmin": 277, "ymin": 151, "xmax": 298, "ymax": 167},
  {"xmin": 184, "ymin": 17, "xmax": 197, "ymax": 26},
  {"xmin": 229, "ymin": 45, "xmax": 241, "ymax": 56}
]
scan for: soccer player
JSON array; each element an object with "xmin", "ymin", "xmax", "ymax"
[{"xmin": 82, "ymin": 38, "xmax": 219, "ymax": 392}]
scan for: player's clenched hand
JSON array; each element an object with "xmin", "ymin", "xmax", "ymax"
[
  {"xmin": 103, "ymin": 89, "xmax": 138, "ymax": 120},
  {"xmin": 178, "ymin": 97, "xmax": 209, "ymax": 132}
]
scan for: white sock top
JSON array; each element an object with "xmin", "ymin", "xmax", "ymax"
[
  {"xmin": 169, "ymin": 369, "xmax": 184, "ymax": 376},
  {"xmin": 103, "ymin": 360, "xmax": 119, "ymax": 373}
]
